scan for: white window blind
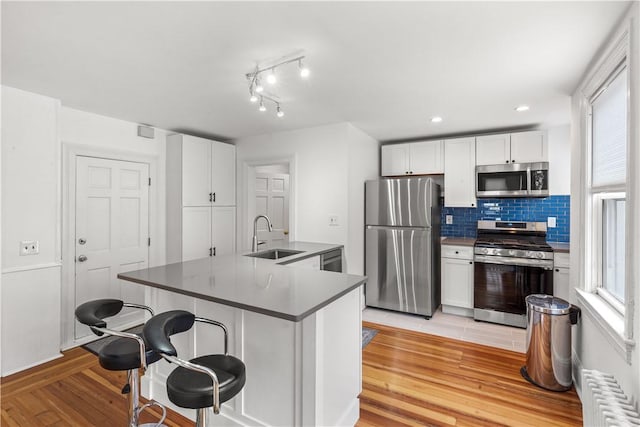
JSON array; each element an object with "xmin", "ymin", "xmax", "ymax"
[{"xmin": 592, "ymin": 67, "xmax": 627, "ymax": 188}]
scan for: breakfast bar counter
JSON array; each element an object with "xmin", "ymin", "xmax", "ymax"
[{"xmin": 118, "ymin": 242, "xmax": 366, "ymax": 427}]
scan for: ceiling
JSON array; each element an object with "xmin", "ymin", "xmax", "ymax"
[{"xmin": 1, "ymin": 1, "xmax": 631, "ymax": 142}]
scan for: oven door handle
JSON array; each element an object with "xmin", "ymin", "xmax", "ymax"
[{"xmin": 473, "ymin": 254, "xmax": 554, "ymax": 270}]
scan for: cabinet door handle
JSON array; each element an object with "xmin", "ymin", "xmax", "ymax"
[
  {"xmin": 209, "ymin": 247, "xmax": 213, "ymax": 257},
  {"xmin": 212, "ymin": 192, "xmax": 216, "ymax": 202},
  {"xmin": 512, "ymin": 160, "xmax": 516, "ymax": 163},
  {"xmin": 506, "ymin": 160, "xmax": 509, "ymax": 163},
  {"xmin": 469, "ymin": 261, "xmax": 473, "ymax": 264},
  {"xmin": 209, "ymin": 192, "xmax": 213, "ymax": 202},
  {"xmin": 213, "ymin": 247, "xmax": 217, "ymax": 256},
  {"xmin": 455, "ymin": 251, "xmax": 459, "ymax": 254},
  {"xmin": 555, "ymin": 268, "xmax": 559, "ymax": 272},
  {"xmin": 409, "ymin": 171, "xmax": 413, "ymax": 174}
]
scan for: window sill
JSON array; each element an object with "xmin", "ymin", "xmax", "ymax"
[{"xmin": 575, "ymin": 288, "xmax": 635, "ymax": 363}]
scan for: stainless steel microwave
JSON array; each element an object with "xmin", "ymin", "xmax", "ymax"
[{"xmin": 476, "ymin": 162, "xmax": 549, "ymax": 198}]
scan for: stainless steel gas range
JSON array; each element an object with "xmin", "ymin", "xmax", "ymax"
[{"xmin": 473, "ymin": 220, "xmax": 554, "ymax": 328}]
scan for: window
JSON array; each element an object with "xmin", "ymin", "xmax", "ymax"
[{"xmin": 589, "ymin": 65, "xmax": 627, "ymax": 312}]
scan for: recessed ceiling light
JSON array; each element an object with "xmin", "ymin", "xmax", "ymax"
[
  {"xmin": 431, "ymin": 116, "xmax": 443, "ymax": 123},
  {"xmin": 515, "ymin": 105, "xmax": 530, "ymax": 112}
]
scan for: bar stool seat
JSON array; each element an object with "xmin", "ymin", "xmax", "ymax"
[
  {"xmin": 167, "ymin": 354, "xmax": 245, "ymax": 409},
  {"xmin": 99, "ymin": 335, "xmax": 162, "ymax": 371}
]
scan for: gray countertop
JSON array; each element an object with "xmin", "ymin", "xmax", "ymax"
[{"xmin": 118, "ymin": 242, "xmax": 366, "ymax": 322}]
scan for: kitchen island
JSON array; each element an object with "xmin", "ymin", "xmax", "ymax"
[{"xmin": 118, "ymin": 242, "xmax": 366, "ymax": 427}]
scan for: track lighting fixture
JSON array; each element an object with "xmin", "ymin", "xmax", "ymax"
[{"xmin": 245, "ymin": 54, "xmax": 310, "ymax": 119}]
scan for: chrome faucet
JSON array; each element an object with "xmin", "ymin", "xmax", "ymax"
[{"xmin": 252, "ymin": 215, "xmax": 273, "ymax": 252}]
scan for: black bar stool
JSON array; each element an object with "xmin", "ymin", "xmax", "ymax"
[
  {"xmin": 143, "ymin": 310, "xmax": 246, "ymax": 427},
  {"xmin": 75, "ymin": 299, "xmax": 167, "ymax": 427}
]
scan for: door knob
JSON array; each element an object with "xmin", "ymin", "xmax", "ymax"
[{"xmin": 77, "ymin": 255, "xmax": 88, "ymax": 262}]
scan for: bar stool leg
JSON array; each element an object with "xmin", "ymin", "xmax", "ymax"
[
  {"xmin": 195, "ymin": 407, "xmax": 208, "ymax": 427},
  {"xmin": 127, "ymin": 369, "xmax": 141, "ymax": 427}
]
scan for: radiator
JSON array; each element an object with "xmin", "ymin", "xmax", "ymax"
[{"xmin": 582, "ymin": 369, "xmax": 640, "ymax": 426}]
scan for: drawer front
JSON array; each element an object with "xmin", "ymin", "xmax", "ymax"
[
  {"xmin": 442, "ymin": 245, "xmax": 473, "ymax": 260},
  {"xmin": 554, "ymin": 252, "xmax": 570, "ymax": 268}
]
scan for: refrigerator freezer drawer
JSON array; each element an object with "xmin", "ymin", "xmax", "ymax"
[{"xmin": 365, "ymin": 226, "xmax": 440, "ymax": 317}]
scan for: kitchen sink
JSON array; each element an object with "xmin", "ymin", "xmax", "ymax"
[{"xmin": 245, "ymin": 249, "xmax": 303, "ymax": 260}]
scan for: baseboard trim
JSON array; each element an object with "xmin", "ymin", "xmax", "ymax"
[
  {"xmin": 1, "ymin": 352, "xmax": 63, "ymax": 377},
  {"xmin": 2, "ymin": 262, "xmax": 62, "ymax": 274}
]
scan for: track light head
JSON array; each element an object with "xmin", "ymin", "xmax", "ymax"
[
  {"xmin": 267, "ymin": 68, "xmax": 277, "ymax": 85},
  {"xmin": 249, "ymin": 93, "xmax": 258, "ymax": 103},
  {"xmin": 255, "ymin": 79, "xmax": 264, "ymax": 93},
  {"xmin": 276, "ymin": 104, "xmax": 284, "ymax": 118},
  {"xmin": 259, "ymin": 98, "xmax": 267, "ymax": 112},
  {"xmin": 299, "ymin": 59, "xmax": 310, "ymax": 78}
]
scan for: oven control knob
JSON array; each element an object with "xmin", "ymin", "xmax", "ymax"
[
  {"xmin": 482, "ymin": 248, "xmax": 489, "ymax": 255},
  {"xmin": 535, "ymin": 252, "xmax": 545, "ymax": 259}
]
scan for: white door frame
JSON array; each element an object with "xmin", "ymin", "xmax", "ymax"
[
  {"xmin": 60, "ymin": 143, "xmax": 161, "ymax": 350},
  {"xmin": 240, "ymin": 156, "xmax": 296, "ymax": 252}
]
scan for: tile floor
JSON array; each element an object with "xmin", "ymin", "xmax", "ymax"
[{"xmin": 363, "ymin": 307, "xmax": 527, "ymax": 353}]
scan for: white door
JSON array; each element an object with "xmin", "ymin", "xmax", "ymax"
[
  {"xmin": 255, "ymin": 173, "xmax": 290, "ymax": 248},
  {"xmin": 182, "ymin": 206, "xmax": 212, "ymax": 262},
  {"xmin": 212, "ymin": 207, "xmax": 236, "ymax": 256},
  {"xmin": 475, "ymin": 133, "xmax": 511, "ymax": 165},
  {"xmin": 211, "ymin": 141, "xmax": 236, "ymax": 206},
  {"xmin": 182, "ymin": 136, "xmax": 212, "ymax": 206},
  {"xmin": 75, "ymin": 156, "xmax": 149, "ymax": 340}
]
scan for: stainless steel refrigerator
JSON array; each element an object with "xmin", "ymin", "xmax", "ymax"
[{"xmin": 365, "ymin": 177, "xmax": 441, "ymax": 318}]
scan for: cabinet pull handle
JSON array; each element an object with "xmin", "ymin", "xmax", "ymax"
[
  {"xmin": 469, "ymin": 261, "xmax": 473, "ymax": 264},
  {"xmin": 213, "ymin": 247, "xmax": 217, "ymax": 256},
  {"xmin": 209, "ymin": 193, "xmax": 213, "ymax": 202},
  {"xmin": 512, "ymin": 160, "xmax": 516, "ymax": 163},
  {"xmin": 506, "ymin": 160, "xmax": 509, "ymax": 163},
  {"xmin": 555, "ymin": 268, "xmax": 559, "ymax": 272},
  {"xmin": 455, "ymin": 251, "xmax": 459, "ymax": 254},
  {"xmin": 212, "ymin": 192, "xmax": 216, "ymax": 202},
  {"xmin": 209, "ymin": 247, "xmax": 213, "ymax": 257},
  {"xmin": 409, "ymin": 171, "xmax": 413, "ymax": 174}
]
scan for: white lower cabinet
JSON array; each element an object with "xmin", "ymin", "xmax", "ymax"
[
  {"xmin": 441, "ymin": 245, "xmax": 474, "ymax": 317},
  {"xmin": 182, "ymin": 206, "xmax": 236, "ymax": 262},
  {"xmin": 553, "ymin": 252, "xmax": 570, "ymax": 302}
]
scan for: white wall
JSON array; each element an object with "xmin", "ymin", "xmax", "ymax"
[
  {"xmin": 570, "ymin": 2, "xmax": 639, "ymax": 403},
  {"xmin": 1, "ymin": 87, "xmax": 171, "ymax": 374},
  {"xmin": 548, "ymin": 124, "xmax": 571, "ymax": 195},
  {"xmin": 235, "ymin": 123, "xmax": 379, "ymax": 275},
  {"xmin": 1, "ymin": 86, "xmax": 62, "ymax": 375}
]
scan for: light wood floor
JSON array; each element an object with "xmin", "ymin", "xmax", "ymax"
[
  {"xmin": 358, "ymin": 321, "xmax": 582, "ymax": 426},
  {"xmin": 1, "ymin": 323, "xmax": 582, "ymax": 426}
]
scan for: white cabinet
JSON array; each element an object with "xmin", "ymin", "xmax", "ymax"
[
  {"xmin": 510, "ymin": 131, "xmax": 547, "ymax": 164},
  {"xmin": 553, "ymin": 252, "xmax": 570, "ymax": 302},
  {"xmin": 171, "ymin": 133, "xmax": 236, "ymax": 207},
  {"xmin": 181, "ymin": 206, "xmax": 236, "ymax": 262},
  {"xmin": 441, "ymin": 245, "xmax": 474, "ymax": 317},
  {"xmin": 444, "ymin": 137, "xmax": 476, "ymax": 207},
  {"xmin": 167, "ymin": 133, "xmax": 237, "ymax": 263},
  {"xmin": 381, "ymin": 140, "xmax": 444, "ymax": 176},
  {"xmin": 476, "ymin": 131, "xmax": 547, "ymax": 165},
  {"xmin": 476, "ymin": 133, "xmax": 511, "ymax": 165},
  {"xmin": 285, "ymin": 255, "xmax": 321, "ymax": 270}
]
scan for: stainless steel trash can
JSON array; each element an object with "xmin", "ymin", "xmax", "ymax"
[{"xmin": 520, "ymin": 294, "xmax": 580, "ymax": 391}]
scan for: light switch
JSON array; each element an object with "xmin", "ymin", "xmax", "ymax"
[
  {"xmin": 547, "ymin": 217, "xmax": 557, "ymax": 228},
  {"xmin": 446, "ymin": 215, "xmax": 453, "ymax": 225}
]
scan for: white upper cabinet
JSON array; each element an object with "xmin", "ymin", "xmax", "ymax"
[
  {"xmin": 510, "ymin": 130, "xmax": 547, "ymax": 164},
  {"xmin": 381, "ymin": 140, "xmax": 443, "ymax": 176},
  {"xmin": 476, "ymin": 131, "xmax": 547, "ymax": 165},
  {"xmin": 444, "ymin": 137, "xmax": 476, "ymax": 207},
  {"xmin": 171, "ymin": 134, "xmax": 236, "ymax": 207},
  {"xmin": 475, "ymin": 133, "xmax": 511, "ymax": 165},
  {"xmin": 211, "ymin": 141, "xmax": 236, "ymax": 206},
  {"xmin": 182, "ymin": 136, "xmax": 212, "ymax": 206}
]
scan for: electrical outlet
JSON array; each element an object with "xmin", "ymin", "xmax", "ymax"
[
  {"xmin": 20, "ymin": 240, "xmax": 39, "ymax": 256},
  {"xmin": 445, "ymin": 215, "xmax": 453, "ymax": 225},
  {"xmin": 328, "ymin": 215, "xmax": 339, "ymax": 226},
  {"xmin": 547, "ymin": 217, "xmax": 557, "ymax": 228}
]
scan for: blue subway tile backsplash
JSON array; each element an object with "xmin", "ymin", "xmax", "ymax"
[{"xmin": 441, "ymin": 195, "xmax": 570, "ymax": 243}]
